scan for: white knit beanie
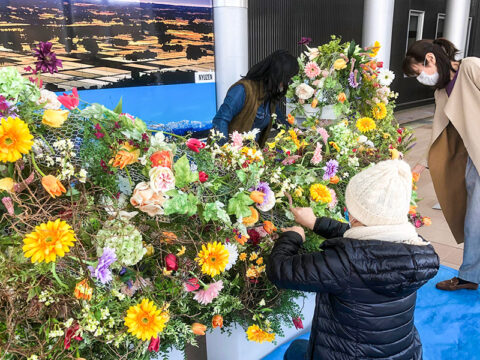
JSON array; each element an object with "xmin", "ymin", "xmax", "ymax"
[{"xmin": 345, "ymin": 160, "xmax": 413, "ymax": 226}]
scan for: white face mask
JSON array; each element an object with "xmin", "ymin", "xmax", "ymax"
[{"xmin": 416, "ymin": 59, "xmax": 439, "ymax": 86}]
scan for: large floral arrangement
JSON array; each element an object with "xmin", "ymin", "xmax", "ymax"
[
  {"xmin": 0, "ymin": 42, "xmax": 429, "ymax": 360},
  {"xmin": 287, "ymin": 36, "xmax": 397, "ymax": 123}
]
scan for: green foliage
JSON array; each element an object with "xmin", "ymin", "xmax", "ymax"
[
  {"xmin": 227, "ymin": 192, "xmax": 254, "ymax": 219},
  {"xmin": 174, "ymin": 155, "xmax": 199, "ymax": 188}
]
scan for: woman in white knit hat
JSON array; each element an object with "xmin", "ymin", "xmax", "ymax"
[{"xmin": 267, "ymin": 160, "xmax": 439, "ymax": 360}]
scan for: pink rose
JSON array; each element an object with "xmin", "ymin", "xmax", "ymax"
[{"xmin": 130, "ymin": 182, "xmax": 167, "ymax": 216}]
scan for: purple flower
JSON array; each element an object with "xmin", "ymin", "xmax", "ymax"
[
  {"xmin": 298, "ymin": 37, "xmax": 312, "ymax": 45},
  {"xmin": 348, "ymin": 70, "xmax": 360, "ymax": 88},
  {"xmin": 33, "ymin": 42, "xmax": 62, "ymax": 74},
  {"xmin": 0, "ymin": 95, "xmax": 16, "ymax": 117},
  {"xmin": 250, "ymin": 182, "xmax": 275, "ymax": 212},
  {"xmin": 323, "ymin": 159, "xmax": 339, "ymax": 180},
  {"xmin": 89, "ymin": 248, "xmax": 117, "ymax": 284}
]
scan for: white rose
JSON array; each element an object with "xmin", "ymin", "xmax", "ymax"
[
  {"xmin": 295, "ymin": 83, "xmax": 315, "ymax": 100},
  {"xmin": 37, "ymin": 89, "xmax": 62, "ymax": 110},
  {"xmin": 149, "ymin": 166, "xmax": 175, "ymax": 193},
  {"xmin": 305, "ymin": 46, "xmax": 320, "ymax": 60}
]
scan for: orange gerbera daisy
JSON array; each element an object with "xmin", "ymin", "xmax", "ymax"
[
  {"xmin": 124, "ymin": 299, "xmax": 170, "ymax": 341},
  {"xmin": 0, "ymin": 117, "xmax": 34, "ymax": 163},
  {"xmin": 22, "ymin": 219, "xmax": 76, "ymax": 263},
  {"xmin": 246, "ymin": 324, "xmax": 275, "ymax": 343},
  {"xmin": 196, "ymin": 241, "xmax": 229, "ymax": 277}
]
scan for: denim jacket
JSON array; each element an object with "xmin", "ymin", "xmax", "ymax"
[{"xmin": 212, "ymin": 84, "xmax": 286, "ymax": 144}]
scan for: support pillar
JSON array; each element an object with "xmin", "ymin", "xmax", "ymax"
[
  {"xmin": 213, "ymin": 0, "xmax": 248, "ymax": 110},
  {"xmin": 444, "ymin": 0, "xmax": 471, "ymax": 59},
  {"xmin": 362, "ymin": 0, "xmax": 395, "ymax": 69}
]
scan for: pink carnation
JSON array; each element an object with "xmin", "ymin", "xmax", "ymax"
[
  {"xmin": 282, "ymin": 155, "xmax": 301, "ymax": 165},
  {"xmin": 230, "ymin": 131, "xmax": 243, "ymax": 149},
  {"xmin": 311, "ymin": 142, "xmax": 323, "ymax": 165},
  {"xmin": 304, "ymin": 61, "xmax": 321, "ymax": 79},
  {"xmin": 328, "ymin": 189, "xmax": 338, "ymax": 210},
  {"xmin": 316, "ymin": 127, "xmax": 329, "ymax": 145},
  {"xmin": 193, "ymin": 280, "xmax": 223, "ymax": 305}
]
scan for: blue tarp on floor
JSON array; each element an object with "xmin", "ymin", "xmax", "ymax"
[{"xmin": 263, "ymin": 265, "xmax": 480, "ymax": 360}]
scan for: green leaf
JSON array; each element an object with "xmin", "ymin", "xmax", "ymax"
[
  {"xmin": 163, "ymin": 192, "xmax": 198, "ymax": 216},
  {"xmin": 174, "ymin": 155, "xmax": 199, "ymax": 188},
  {"xmin": 113, "ymin": 97, "xmax": 123, "ymax": 114},
  {"xmin": 227, "ymin": 192, "xmax": 253, "ymax": 219},
  {"xmin": 347, "ymin": 40, "xmax": 356, "ymax": 58},
  {"xmin": 203, "ymin": 201, "xmax": 232, "ymax": 225},
  {"xmin": 236, "ymin": 170, "xmax": 247, "ymax": 184}
]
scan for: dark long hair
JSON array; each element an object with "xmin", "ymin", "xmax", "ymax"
[
  {"xmin": 244, "ymin": 50, "xmax": 298, "ymax": 102},
  {"xmin": 402, "ymin": 38, "xmax": 459, "ymax": 89}
]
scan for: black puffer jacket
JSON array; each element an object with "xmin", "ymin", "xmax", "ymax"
[{"xmin": 267, "ymin": 217, "xmax": 439, "ymax": 360}]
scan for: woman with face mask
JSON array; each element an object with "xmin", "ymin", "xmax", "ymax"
[
  {"xmin": 403, "ymin": 38, "xmax": 480, "ymax": 291},
  {"xmin": 212, "ymin": 50, "xmax": 298, "ymax": 147}
]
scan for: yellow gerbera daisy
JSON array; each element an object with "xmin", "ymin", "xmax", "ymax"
[
  {"xmin": 195, "ymin": 241, "xmax": 229, "ymax": 277},
  {"xmin": 22, "ymin": 219, "xmax": 76, "ymax": 263},
  {"xmin": 372, "ymin": 103, "xmax": 387, "ymax": 120},
  {"xmin": 310, "ymin": 184, "xmax": 332, "ymax": 204},
  {"xmin": 0, "ymin": 117, "xmax": 34, "ymax": 163},
  {"xmin": 356, "ymin": 117, "xmax": 376, "ymax": 133},
  {"xmin": 246, "ymin": 324, "xmax": 276, "ymax": 343},
  {"xmin": 124, "ymin": 298, "xmax": 170, "ymax": 341}
]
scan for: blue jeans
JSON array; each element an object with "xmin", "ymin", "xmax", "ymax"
[
  {"xmin": 458, "ymin": 157, "xmax": 480, "ymax": 283},
  {"xmin": 284, "ymin": 340, "xmax": 308, "ymax": 360}
]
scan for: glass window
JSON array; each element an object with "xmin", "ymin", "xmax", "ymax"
[
  {"xmin": 436, "ymin": 13, "xmax": 445, "ymax": 38},
  {"xmin": 406, "ymin": 10, "xmax": 425, "ymax": 52}
]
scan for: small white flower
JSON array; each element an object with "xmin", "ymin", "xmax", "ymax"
[
  {"xmin": 78, "ymin": 168, "xmax": 87, "ymax": 183},
  {"xmin": 150, "ymin": 132, "xmax": 165, "ymax": 147},
  {"xmin": 64, "ymin": 318, "xmax": 74, "ymax": 328},
  {"xmin": 243, "ymin": 128, "xmax": 261, "ymax": 141}
]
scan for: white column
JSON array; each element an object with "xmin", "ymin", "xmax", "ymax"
[
  {"xmin": 444, "ymin": 0, "xmax": 471, "ymax": 59},
  {"xmin": 213, "ymin": 0, "xmax": 248, "ymax": 110},
  {"xmin": 362, "ymin": 0, "xmax": 395, "ymax": 69}
]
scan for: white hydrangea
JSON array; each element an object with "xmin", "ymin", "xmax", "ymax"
[
  {"xmin": 37, "ymin": 89, "xmax": 62, "ymax": 110},
  {"xmin": 95, "ymin": 219, "xmax": 146, "ymax": 269}
]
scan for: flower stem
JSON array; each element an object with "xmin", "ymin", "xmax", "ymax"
[
  {"xmin": 30, "ymin": 153, "xmax": 46, "ymax": 177},
  {"xmin": 160, "ymin": 131, "xmax": 186, "ymax": 140},
  {"xmin": 188, "ymin": 271, "xmax": 208, "ymax": 288},
  {"xmin": 51, "ymin": 263, "xmax": 68, "ymax": 289},
  {"xmin": 124, "ymin": 166, "xmax": 133, "ymax": 187}
]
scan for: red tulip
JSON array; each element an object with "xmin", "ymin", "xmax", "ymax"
[
  {"xmin": 397, "ymin": 136, "xmax": 402, "ymax": 143},
  {"xmin": 186, "ymin": 138, "xmax": 206, "ymax": 153},
  {"xmin": 198, "ymin": 171, "xmax": 209, "ymax": 183},
  {"xmin": 292, "ymin": 317, "xmax": 304, "ymax": 330},
  {"xmin": 397, "ymin": 128, "xmax": 404, "ymax": 134},
  {"xmin": 64, "ymin": 323, "xmax": 82, "ymax": 350},
  {"xmin": 165, "ymin": 254, "xmax": 178, "ymax": 271},
  {"xmin": 58, "ymin": 87, "xmax": 79, "ymax": 110},
  {"xmin": 184, "ymin": 278, "xmax": 200, "ymax": 292},
  {"xmin": 148, "ymin": 336, "xmax": 160, "ymax": 352}
]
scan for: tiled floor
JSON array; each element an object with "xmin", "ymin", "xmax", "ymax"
[{"xmin": 402, "ymin": 117, "xmax": 464, "ymax": 270}]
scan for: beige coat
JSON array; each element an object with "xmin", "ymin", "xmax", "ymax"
[{"xmin": 428, "ymin": 57, "xmax": 480, "ymax": 244}]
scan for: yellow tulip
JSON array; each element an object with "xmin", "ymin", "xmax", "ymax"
[
  {"xmin": 0, "ymin": 177, "xmax": 14, "ymax": 192},
  {"xmin": 42, "ymin": 109, "xmax": 69, "ymax": 128}
]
